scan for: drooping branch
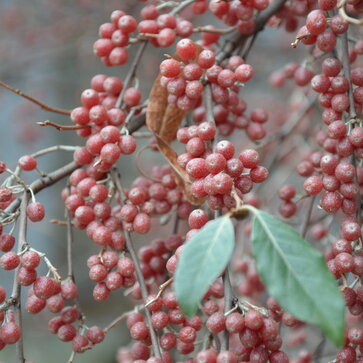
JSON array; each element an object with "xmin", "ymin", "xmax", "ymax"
[
  {"xmin": 12, "ymin": 192, "xmax": 29, "ymax": 363},
  {"xmin": 111, "ymin": 169, "xmax": 163, "ymax": 360},
  {"xmin": 0, "ymin": 80, "xmax": 71, "ymax": 115}
]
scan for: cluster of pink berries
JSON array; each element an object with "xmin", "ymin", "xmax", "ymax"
[
  {"xmin": 87, "ymin": 252, "xmax": 135, "ymax": 302},
  {"xmin": 311, "ymin": 58, "xmax": 363, "ymax": 121},
  {"xmin": 296, "ymin": 10, "xmax": 348, "ymax": 53},
  {"xmin": 160, "ymin": 38, "xmax": 269, "ymax": 140},
  {"xmin": 175, "ymin": 122, "xmax": 268, "ymax": 210},
  {"xmin": 93, "ymin": 0, "xmax": 273, "ymax": 69},
  {"xmin": 71, "ymin": 74, "xmax": 139, "ymax": 136},
  {"xmin": 269, "ymin": 62, "xmax": 314, "ymax": 88},
  {"xmin": 118, "ymin": 166, "xmax": 194, "ymax": 235},
  {"xmin": 47, "ymin": 303, "xmax": 104, "ymax": 353},
  {"xmin": 209, "ymin": 0, "xmax": 269, "ymax": 34},
  {"xmin": 0, "ymin": 305, "xmax": 21, "ymax": 349}
]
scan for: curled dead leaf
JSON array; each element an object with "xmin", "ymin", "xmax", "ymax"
[{"xmin": 146, "ymin": 71, "xmax": 204, "ymax": 205}]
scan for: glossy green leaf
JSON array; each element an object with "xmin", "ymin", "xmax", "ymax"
[
  {"xmin": 175, "ymin": 216, "xmax": 234, "ymax": 317},
  {"xmin": 250, "ymin": 208, "xmax": 345, "ymax": 346}
]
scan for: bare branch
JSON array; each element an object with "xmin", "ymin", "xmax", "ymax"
[
  {"xmin": 37, "ymin": 120, "xmax": 90, "ymax": 131},
  {"xmin": 0, "ymin": 80, "xmax": 71, "ymax": 115},
  {"xmin": 115, "ymin": 41, "xmax": 148, "ymax": 109},
  {"xmin": 111, "ymin": 169, "xmax": 163, "ymax": 360}
]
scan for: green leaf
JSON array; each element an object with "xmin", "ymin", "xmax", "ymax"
[
  {"xmin": 175, "ymin": 215, "xmax": 234, "ymax": 317},
  {"xmin": 250, "ymin": 208, "xmax": 345, "ymax": 346}
]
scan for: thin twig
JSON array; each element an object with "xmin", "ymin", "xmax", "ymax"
[
  {"xmin": 145, "ymin": 278, "xmax": 173, "ymax": 308},
  {"xmin": 111, "ymin": 170, "xmax": 163, "ymax": 360},
  {"xmin": 340, "ymin": 31, "xmax": 362, "ymax": 224},
  {"xmin": 115, "ymin": 41, "xmax": 148, "ymax": 109},
  {"xmin": 33, "ymin": 145, "xmax": 79, "ymax": 158},
  {"xmin": 193, "ymin": 26, "xmax": 236, "ymax": 34},
  {"xmin": 37, "ymin": 120, "xmax": 90, "ymax": 131},
  {"xmin": 103, "ymin": 310, "xmax": 133, "ymax": 334},
  {"xmin": 66, "ymin": 199, "xmax": 74, "ymax": 280},
  {"xmin": 222, "ymin": 269, "xmax": 233, "ymax": 351},
  {"xmin": 204, "ymin": 84, "xmax": 216, "ymax": 129},
  {"xmin": 340, "ymin": 32, "xmax": 356, "ymax": 119},
  {"xmin": 300, "ymin": 195, "xmax": 316, "ymax": 239},
  {"xmin": 0, "ymin": 80, "xmax": 71, "ymax": 115},
  {"xmin": 170, "ymin": 0, "xmax": 195, "ymax": 15},
  {"xmin": 262, "ymin": 95, "xmax": 316, "ymax": 173},
  {"xmin": 241, "ymin": 32, "xmax": 258, "ymax": 60},
  {"xmin": 12, "ymin": 192, "xmax": 29, "ymax": 363}
]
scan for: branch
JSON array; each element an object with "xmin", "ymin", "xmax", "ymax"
[
  {"xmin": 4, "ymin": 110, "xmax": 146, "ymax": 217},
  {"xmin": 222, "ymin": 269, "xmax": 233, "ymax": 351},
  {"xmin": 115, "ymin": 41, "xmax": 148, "ymax": 109},
  {"xmin": 37, "ymin": 120, "xmax": 90, "ymax": 131},
  {"xmin": 0, "ymin": 80, "xmax": 71, "ymax": 115},
  {"xmin": 139, "ymin": 26, "xmax": 236, "ymax": 40},
  {"xmin": 170, "ymin": 0, "xmax": 195, "ymax": 15},
  {"xmin": 340, "ymin": 31, "xmax": 362, "ymax": 224},
  {"xmin": 216, "ymin": 0, "xmax": 288, "ymax": 63},
  {"xmin": 12, "ymin": 192, "xmax": 29, "ymax": 363},
  {"xmin": 300, "ymin": 195, "xmax": 316, "ymax": 239},
  {"xmin": 66, "ymin": 202, "xmax": 75, "ymax": 280},
  {"xmin": 261, "ymin": 95, "xmax": 316, "ymax": 173},
  {"xmin": 111, "ymin": 169, "xmax": 163, "ymax": 360},
  {"xmin": 340, "ymin": 31, "xmax": 356, "ymax": 120},
  {"xmin": 145, "ymin": 278, "xmax": 173, "ymax": 308}
]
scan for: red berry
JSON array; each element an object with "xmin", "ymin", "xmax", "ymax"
[
  {"xmin": 18, "ymin": 155, "xmax": 37, "ymax": 171},
  {"xmin": 26, "ymin": 202, "xmax": 45, "ymax": 222}
]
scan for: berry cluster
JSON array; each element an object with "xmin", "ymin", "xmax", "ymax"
[
  {"xmin": 119, "ymin": 166, "xmax": 193, "ymax": 235},
  {"xmin": 116, "ymin": 281, "xmax": 292, "ymax": 363},
  {"xmin": 175, "ymin": 122, "xmax": 269, "ymax": 210},
  {"xmin": 71, "ymin": 73, "xmax": 140, "ymax": 132},
  {"xmin": 0, "ymin": 306, "xmax": 21, "ymax": 349},
  {"xmin": 47, "ymin": 304, "xmax": 105, "ymax": 353},
  {"xmin": 278, "ymin": 184, "xmax": 297, "ymax": 218},
  {"xmin": 94, "ymin": 0, "xmax": 273, "ymax": 68},
  {"xmin": 209, "ymin": 0, "xmax": 269, "ymax": 34},
  {"xmin": 87, "ymin": 251, "xmax": 134, "ymax": 301},
  {"xmin": 160, "ymin": 38, "xmax": 269, "ymax": 140}
]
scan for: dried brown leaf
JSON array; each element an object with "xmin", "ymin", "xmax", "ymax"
[
  {"xmin": 146, "ymin": 73, "xmax": 168, "ymax": 136},
  {"xmin": 155, "ymin": 136, "xmax": 204, "ymax": 205},
  {"xmin": 146, "ymin": 72, "xmax": 204, "ymax": 205}
]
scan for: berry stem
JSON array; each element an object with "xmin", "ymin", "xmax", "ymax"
[{"xmin": 0, "ymin": 80, "xmax": 71, "ymax": 115}]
